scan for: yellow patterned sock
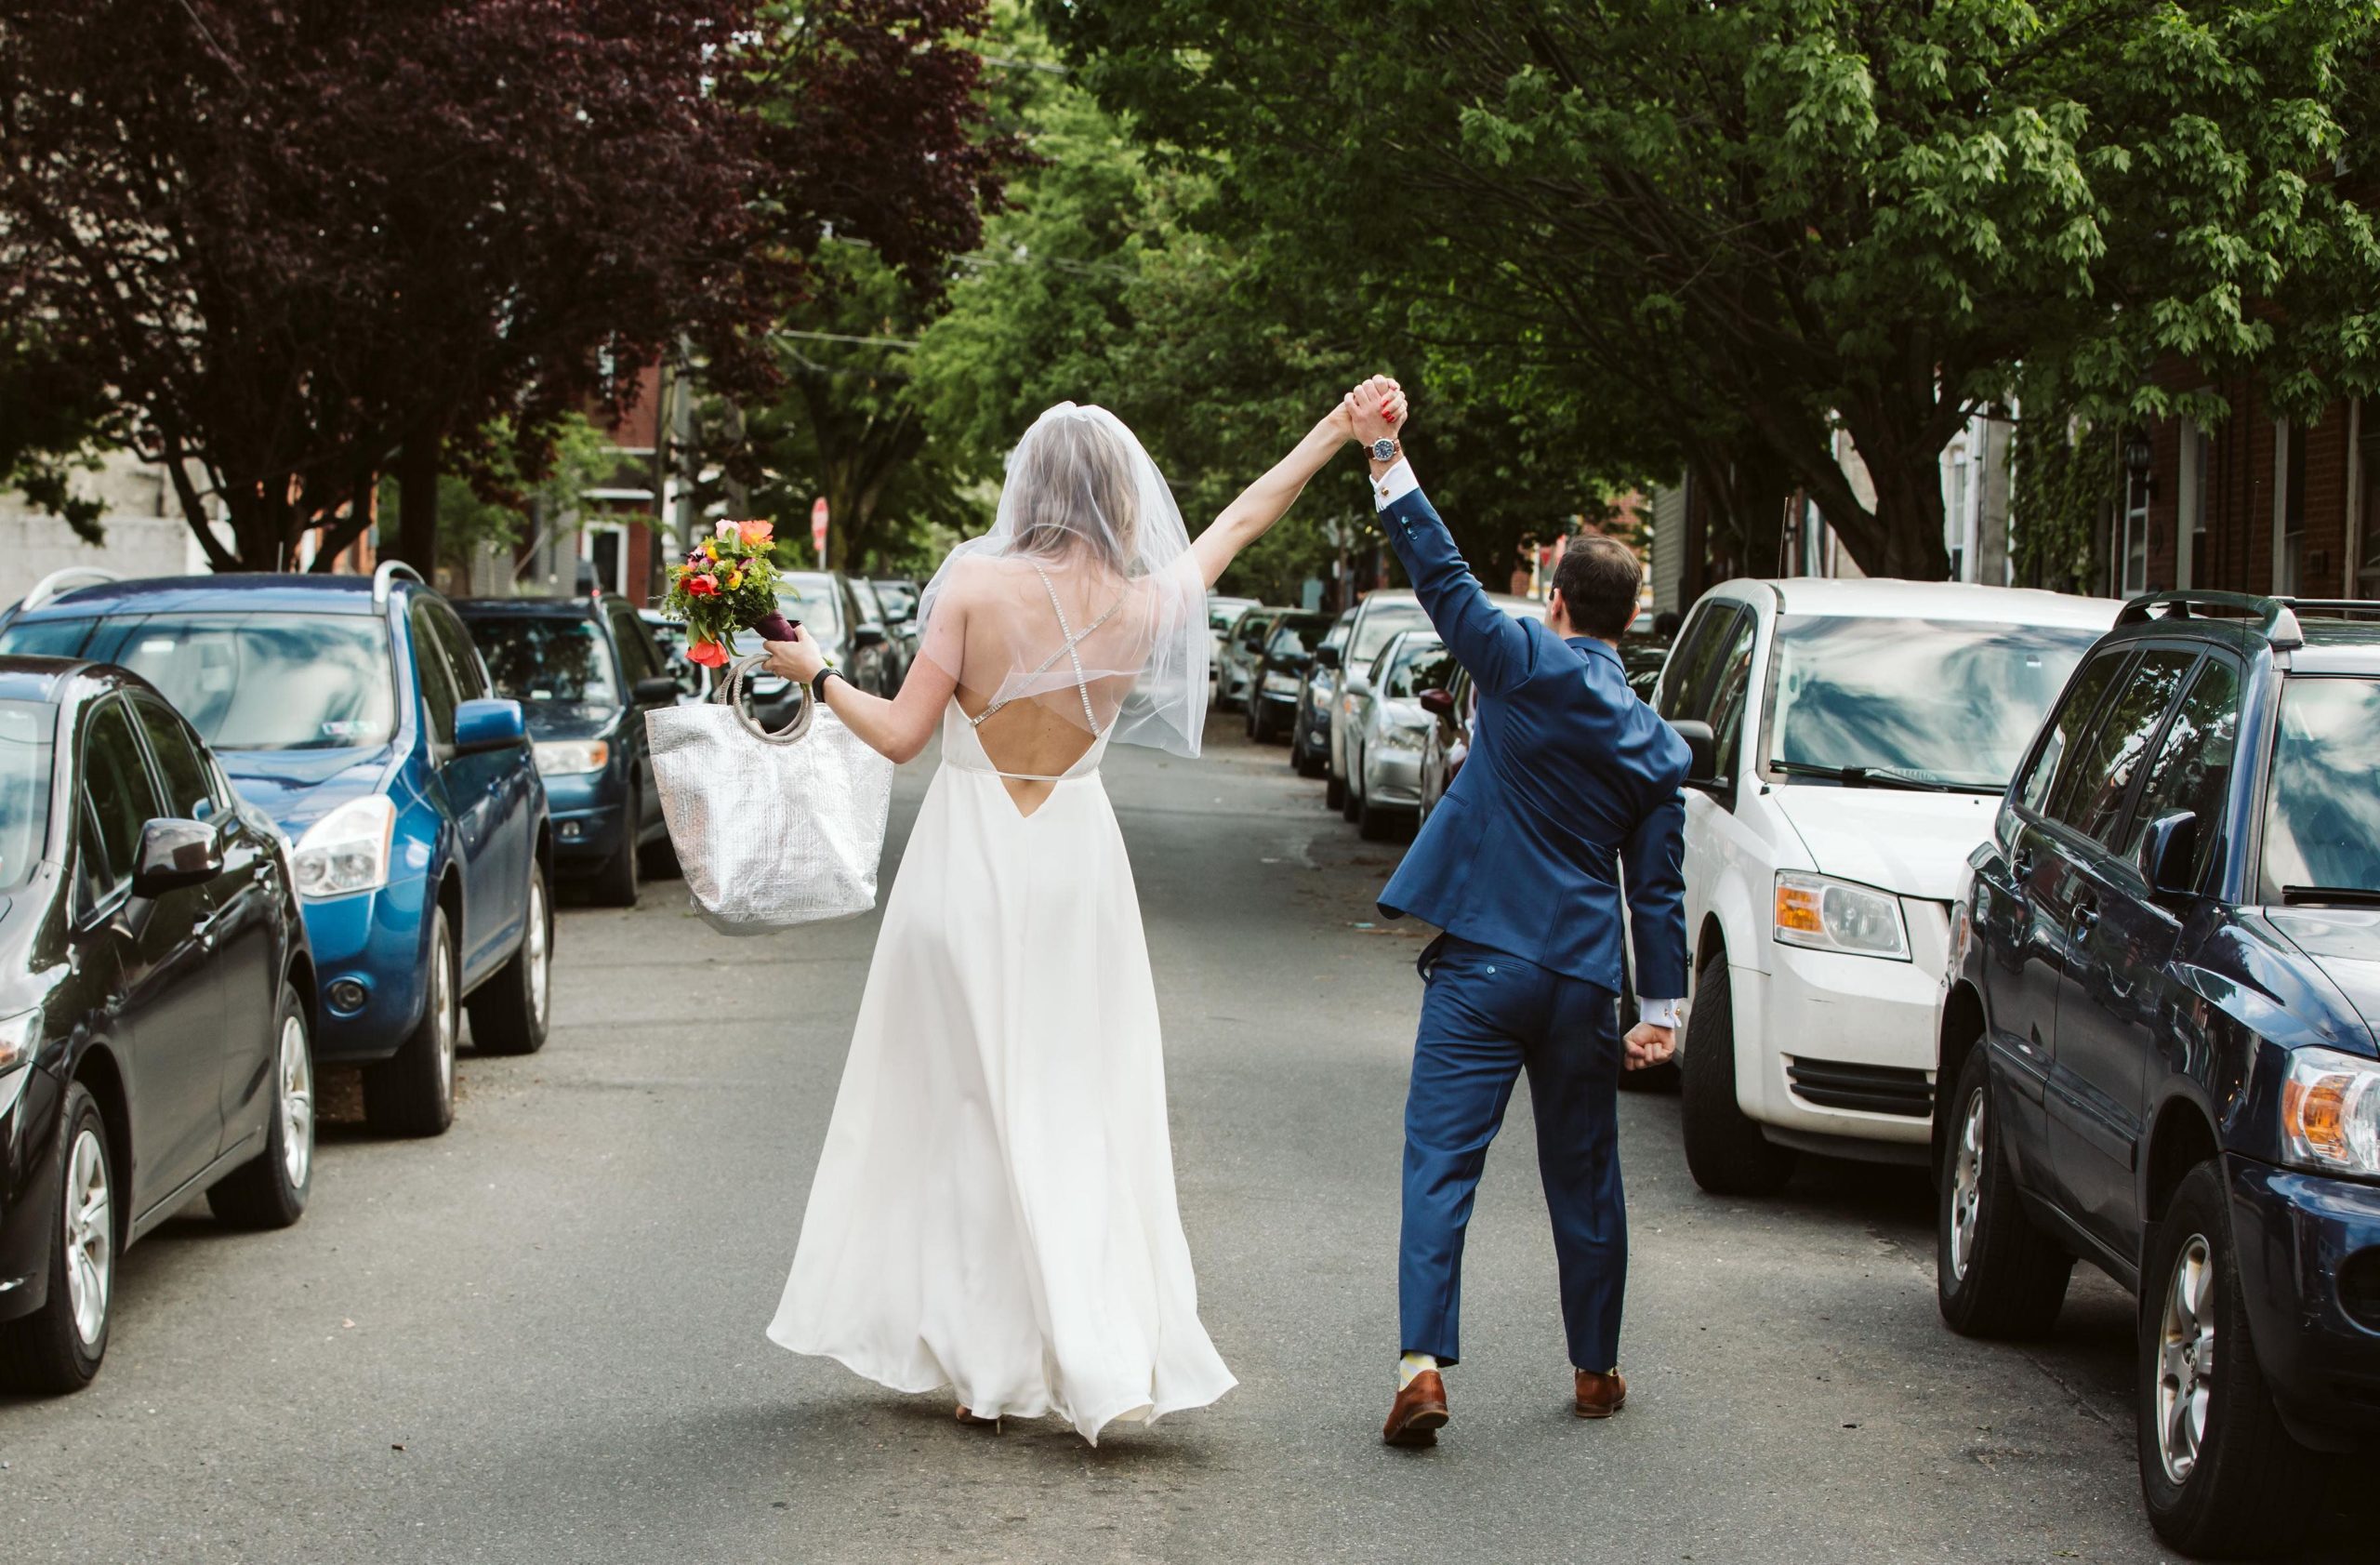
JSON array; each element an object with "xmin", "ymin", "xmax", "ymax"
[{"xmin": 1398, "ymin": 1352, "xmax": 1438, "ymax": 1390}]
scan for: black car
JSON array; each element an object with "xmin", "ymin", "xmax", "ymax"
[
  {"xmin": 1247, "ymin": 611, "xmax": 1333, "ymax": 743},
  {"xmin": 455, "ymin": 595, "xmax": 682, "ymax": 907},
  {"xmin": 1937, "ymin": 590, "xmax": 2380, "ymax": 1554},
  {"xmin": 1619, "ymin": 622, "xmax": 1673, "ymax": 700},
  {"xmin": 1290, "ymin": 607, "xmax": 1355, "ymax": 777},
  {"xmin": 0, "ymin": 658, "xmax": 315, "ymax": 1392}
]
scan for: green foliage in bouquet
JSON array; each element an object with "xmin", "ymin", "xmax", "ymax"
[{"xmin": 665, "ymin": 519, "xmax": 786, "ymax": 670}]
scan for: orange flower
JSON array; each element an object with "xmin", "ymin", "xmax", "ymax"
[
  {"xmin": 687, "ymin": 640, "xmax": 729, "ymax": 669},
  {"xmin": 737, "ymin": 518, "xmax": 774, "ymax": 549}
]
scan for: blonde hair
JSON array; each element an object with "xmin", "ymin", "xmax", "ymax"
[{"xmin": 1006, "ymin": 413, "xmax": 1139, "ymax": 573}]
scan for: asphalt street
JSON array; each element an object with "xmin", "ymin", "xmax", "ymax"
[{"xmin": 0, "ymin": 716, "xmax": 2357, "ymax": 1564}]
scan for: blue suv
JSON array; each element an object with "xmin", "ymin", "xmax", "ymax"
[
  {"xmin": 0, "ymin": 564, "xmax": 552, "ymax": 1136},
  {"xmin": 1937, "ymin": 591, "xmax": 2380, "ymax": 1555}
]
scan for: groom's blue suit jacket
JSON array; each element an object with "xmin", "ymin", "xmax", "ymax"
[{"xmin": 1376, "ymin": 485, "xmax": 1691, "ymax": 999}]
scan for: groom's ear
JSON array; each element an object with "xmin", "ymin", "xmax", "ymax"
[{"xmin": 1544, "ymin": 588, "xmax": 1568, "ymax": 634}]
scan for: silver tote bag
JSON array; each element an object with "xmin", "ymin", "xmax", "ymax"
[{"xmin": 645, "ymin": 655, "xmax": 895, "ymax": 935}]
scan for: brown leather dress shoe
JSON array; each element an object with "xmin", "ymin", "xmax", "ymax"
[
  {"xmin": 1573, "ymin": 1368, "xmax": 1627, "ymax": 1419},
  {"xmin": 1382, "ymin": 1369, "xmax": 1449, "ymax": 1446}
]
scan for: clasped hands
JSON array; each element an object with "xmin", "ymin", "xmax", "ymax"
[{"xmin": 1336, "ymin": 374, "xmax": 1408, "ymax": 448}]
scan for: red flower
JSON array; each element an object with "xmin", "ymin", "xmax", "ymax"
[
  {"xmin": 687, "ymin": 639, "xmax": 728, "ymax": 669},
  {"xmin": 685, "ymin": 574, "xmax": 719, "ymax": 597}
]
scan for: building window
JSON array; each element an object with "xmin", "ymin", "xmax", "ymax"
[
  {"xmin": 2178, "ymin": 418, "xmax": 2210, "ymax": 590},
  {"xmin": 2275, "ymin": 418, "xmax": 2307, "ymax": 596},
  {"xmin": 2120, "ymin": 470, "xmax": 2149, "ymax": 597}
]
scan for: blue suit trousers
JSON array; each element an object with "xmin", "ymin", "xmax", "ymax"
[{"xmin": 1399, "ymin": 934, "xmax": 1627, "ymax": 1372}]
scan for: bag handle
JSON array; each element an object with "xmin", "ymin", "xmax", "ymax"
[{"xmin": 716, "ymin": 653, "xmax": 815, "ymax": 745}]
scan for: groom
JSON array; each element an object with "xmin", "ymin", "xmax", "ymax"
[{"xmin": 1342, "ymin": 380, "xmax": 1690, "ymax": 1447}]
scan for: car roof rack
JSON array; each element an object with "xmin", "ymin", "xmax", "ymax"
[
  {"xmin": 371, "ymin": 559, "xmax": 426, "ymax": 606},
  {"xmin": 21, "ymin": 565, "xmax": 122, "ymax": 611},
  {"xmin": 2114, "ymin": 590, "xmax": 2305, "ymax": 649}
]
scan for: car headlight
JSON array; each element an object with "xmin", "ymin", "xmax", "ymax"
[
  {"xmin": 292, "ymin": 794, "xmax": 397, "ymax": 900},
  {"xmin": 0, "ymin": 1005, "xmax": 39, "ymax": 1071},
  {"xmin": 1263, "ymin": 670, "xmax": 1300, "ymax": 696},
  {"xmin": 535, "ymin": 739, "xmax": 611, "ymax": 776},
  {"xmin": 1378, "ymin": 723, "xmax": 1427, "ymax": 752},
  {"xmin": 1774, "ymin": 870, "xmax": 1911, "ymax": 961},
  {"xmin": 2281, "ymin": 1047, "xmax": 2380, "ymax": 1176}
]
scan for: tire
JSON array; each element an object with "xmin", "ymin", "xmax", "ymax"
[
  {"xmin": 2135, "ymin": 1160, "xmax": 2318, "ymax": 1558},
  {"xmin": 469, "ymin": 860, "xmax": 553, "ymax": 1056},
  {"xmin": 1356, "ymin": 774, "xmax": 1399, "ymax": 841},
  {"xmin": 1934, "ymin": 1044, "xmax": 2069, "ymax": 1338},
  {"xmin": 1325, "ymin": 762, "xmax": 1346, "ymax": 811},
  {"xmin": 364, "ymin": 906, "xmax": 458, "ymax": 1136},
  {"xmin": 590, "ymin": 789, "xmax": 641, "ymax": 907},
  {"xmin": 1341, "ymin": 746, "xmax": 1363, "ymax": 821},
  {"xmin": 1615, "ymin": 986, "xmax": 1679, "ymax": 1094},
  {"xmin": 639, "ymin": 828, "xmax": 681, "ymax": 882},
  {"xmin": 207, "ymin": 983, "xmax": 314, "ymax": 1230},
  {"xmin": 1295, "ymin": 725, "xmax": 1328, "ymax": 777},
  {"xmin": 1679, "ymin": 961, "xmax": 1797, "ymax": 1195},
  {"xmin": 0, "ymin": 1082, "xmax": 114, "ymax": 1393},
  {"xmin": 1250, "ymin": 701, "xmax": 1274, "ymax": 743}
]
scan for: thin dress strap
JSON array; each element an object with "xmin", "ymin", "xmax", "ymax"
[{"xmin": 966, "ymin": 564, "xmax": 1123, "ymax": 732}]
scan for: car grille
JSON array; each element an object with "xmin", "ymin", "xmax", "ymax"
[{"xmin": 1785, "ymin": 1057, "xmax": 1934, "ymax": 1119}]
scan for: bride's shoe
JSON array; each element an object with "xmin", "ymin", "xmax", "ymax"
[{"xmin": 956, "ymin": 1405, "xmax": 1003, "ymax": 1432}]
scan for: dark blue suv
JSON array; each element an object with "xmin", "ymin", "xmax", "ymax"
[
  {"xmin": 0, "ymin": 564, "xmax": 552, "ymax": 1137},
  {"xmin": 1936, "ymin": 590, "xmax": 2380, "ymax": 1555}
]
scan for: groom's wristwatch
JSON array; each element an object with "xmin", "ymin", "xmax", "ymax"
[{"xmin": 1368, "ymin": 437, "xmax": 1400, "ymax": 463}]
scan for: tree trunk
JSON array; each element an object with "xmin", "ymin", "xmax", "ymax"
[
  {"xmin": 1819, "ymin": 403, "xmax": 1952, "ymax": 581},
  {"xmin": 394, "ymin": 424, "xmax": 443, "ymax": 573}
]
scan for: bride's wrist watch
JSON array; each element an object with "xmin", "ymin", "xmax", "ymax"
[{"xmin": 811, "ymin": 667, "xmax": 843, "ymax": 703}]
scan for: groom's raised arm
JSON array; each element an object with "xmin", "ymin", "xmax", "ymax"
[{"xmin": 1372, "ymin": 465, "xmax": 1535, "ymax": 697}]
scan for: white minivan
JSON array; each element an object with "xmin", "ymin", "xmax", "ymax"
[{"xmin": 1656, "ymin": 578, "xmax": 2119, "ymax": 1193}]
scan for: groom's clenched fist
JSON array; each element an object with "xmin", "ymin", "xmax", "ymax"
[{"xmin": 1622, "ymin": 1021, "xmax": 1676, "ymax": 1071}]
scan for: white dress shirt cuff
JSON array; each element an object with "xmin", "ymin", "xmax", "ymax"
[
  {"xmin": 1636, "ymin": 997, "xmax": 1683, "ymax": 1030},
  {"xmin": 1370, "ymin": 458, "xmax": 1419, "ymax": 511}
]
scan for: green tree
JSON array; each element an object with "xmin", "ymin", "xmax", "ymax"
[
  {"xmin": 378, "ymin": 415, "xmax": 617, "ymax": 583},
  {"xmin": 1044, "ymin": 0, "xmax": 2380, "ymax": 580}
]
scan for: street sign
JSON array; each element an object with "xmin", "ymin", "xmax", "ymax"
[{"xmin": 811, "ymin": 497, "xmax": 829, "ymax": 565}]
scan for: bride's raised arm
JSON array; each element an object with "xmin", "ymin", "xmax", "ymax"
[{"xmin": 1187, "ymin": 394, "xmax": 1363, "ymax": 589}]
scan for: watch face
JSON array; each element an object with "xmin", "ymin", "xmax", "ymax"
[{"xmin": 1370, "ymin": 438, "xmax": 1397, "ymax": 460}]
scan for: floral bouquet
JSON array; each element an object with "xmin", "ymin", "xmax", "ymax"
[{"xmin": 664, "ymin": 519, "xmax": 798, "ymax": 670}]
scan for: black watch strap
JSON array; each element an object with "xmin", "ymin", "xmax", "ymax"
[{"xmin": 811, "ymin": 667, "xmax": 842, "ymax": 703}]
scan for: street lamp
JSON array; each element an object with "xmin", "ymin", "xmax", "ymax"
[{"xmin": 2122, "ymin": 428, "xmax": 2155, "ymax": 493}]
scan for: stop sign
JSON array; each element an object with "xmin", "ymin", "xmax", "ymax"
[{"xmin": 811, "ymin": 497, "xmax": 829, "ymax": 562}]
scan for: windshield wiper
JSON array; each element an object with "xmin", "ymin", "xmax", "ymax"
[
  {"xmin": 1767, "ymin": 758, "xmax": 1970, "ymax": 793},
  {"xmin": 2281, "ymin": 885, "xmax": 2380, "ymax": 907}
]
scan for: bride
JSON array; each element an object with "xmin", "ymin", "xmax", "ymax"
[{"xmin": 758, "ymin": 384, "xmax": 1392, "ymax": 1442}]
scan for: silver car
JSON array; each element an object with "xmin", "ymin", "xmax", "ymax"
[
  {"xmin": 1342, "ymin": 628, "xmax": 1455, "ymax": 841},
  {"xmin": 1216, "ymin": 605, "xmax": 1281, "ymax": 711},
  {"xmin": 1325, "ymin": 589, "xmax": 1535, "ymax": 814},
  {"xmin": 1207, "ymin": 595, "xmax": 1258, "ymax": 689}
]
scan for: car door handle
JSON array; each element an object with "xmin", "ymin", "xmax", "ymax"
[{"xmin": 2071, "ymin": 901, "xmax": 2099, "ymax": 937}]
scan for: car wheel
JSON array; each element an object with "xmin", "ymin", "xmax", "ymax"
[
  {"xmin": 1356, "ymin": 772, "xmax": 1398, "ymax": 841},
  {"xmin": 2135, "ymin": 1160, "xmax": 2318, "ymax": 1557},
  {"xmin": 639, "ymin": 827, "xmax": 681, "ymax": 882},
  {"xmin": 1679, "ymin": 961, "xmax": 1797, "ymax": 1195},
  {"xmin": 364, "ymin": 906, "xmax": 458, "ymax": 1136},
  {"xmin": 0, "ymin": 1082, "xmax": 114, "ymax": 1393},
  {"xmin": 1324, "ymin": 756, "xmax": 1346, "ymax": 809},
  {"xmin": 1341, "ymin": 746, "xmax": 1363, "ymax": 821},
  {"xmin": 207, "ymin": 982, "xmax": 315, "ymax": 1230},
  {"xmin": 1934, "ymin": 1044, "xmax": 2069, "ymax": 1337},
  {"xmin": 469, "ymin": 860, "xmax": 553, "ymax": 1057},
  {"xmin": 591, "ymin": 788, "xmax": 641, "ymax": 907}
]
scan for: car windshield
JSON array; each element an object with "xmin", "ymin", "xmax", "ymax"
[
  {"xmin": 1237, "ymin": 614, "xmax": 1273, "ymax": 652},
  {"xmin": 2261, "ymin": 677, "xmax": 2380, "ymax": 900},
  {"xmin": 1766, "ymin": 615, "xmax": 2100, "ymax": 790},
  {"xmin": 775, "ymin": 577, "xmax": 843, "ymax": 640},
  {"xmin": 467, "ymin": 617, "xmax": 618, "ymax": 707},
  {"xmin": 1352, "ymin": 602, "xmax": 1430, "ymax": 662},
  {"xmin": 1268, "ymin": 617, "xmax": 1328, "ymax": 658},
  {"xmin": 0, "ymin": 699, "xmax": 53, "ymax": 893},
  {"xmin": 18, "ymin": 613, "xmax": 400, "ymax": 752},
  {"xmin": 1210, "ymin": 602, "xmax": 1252, "ymax": 634},
  {"xmin": 1384, "ymin": 637, "xmax": 1448, "ymax": 697},
  {"xmin": 874, "ymin": 581, "xmax": 917, "ymax": 620}
]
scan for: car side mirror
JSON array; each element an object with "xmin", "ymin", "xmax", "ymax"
[
  {"xmin": 632, "ymin": 676, "xmax": 680, "ymax": 706},
  {"xmin": 132, "ymin": 818, "xmax": 220, "ymax": 898},
  {"xmin": 454, "ymin": 696, "xmax": 526, "ymax": 756},
  {"xmin": 2139, "ymin": 810, "xmax": 2200, "ymax": 899},
  {"xmin": 1313, "ymin": 645, "xmax": 1342, "ymax": 670},
  {"xmin": 1418, "ymin": 687, "xmax": 1455, "ymax": 718},
  {"xmin": 854, "ymin": 625, "xmax": 887, "ymax": 648},
  {"xmin": 1671, "ymin": 718, "xmax": 1719, "ymax": 786}
]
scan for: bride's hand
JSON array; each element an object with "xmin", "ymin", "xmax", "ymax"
[
  {"xmin": 1327, "ymin": 391, "xmax": 1362, "ymax": 442},
  {"xmin": 763, "ymin": 626, "xmax": 826, "ymax": 685}
]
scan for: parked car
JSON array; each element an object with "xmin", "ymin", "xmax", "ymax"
[
  {"xmin": 1657, "ymin": 578, "xmax": 2117, "ymax": 1195},
  {"xmin": 871, "ymin": 577, "xmax": 922, "ymax": 683},
  {"xmin": 1936, "ymin": 590, "xmax": 2380, "ymax": 1553},
  {"xmin": 1290, "ymin": 607, "xmax": 1355, "ymax": 777},
  {"xmin": 0, "ymin": 564, "xmax": 553, "ymax": 1137},
  {"xmin": 849, "ymin": 577, "xmax": 907, "ymax": 693},
  {"xmin": 637, "ymin": 609, "xmax": 706, "ymax": 701},
  {"xmin": 724, "ymin": 569, "xmax": 897, "ymax": 727},
  {"xmin": 454, "ymin": 594, "xmax": 682, "ymax": 907},
  {"xmin": 1340, "ymin": 629, "xmax": 1453, "ymax": 841},
  {"xmin": 1207, "ymin": 595, "xmax": 1259, "ymax": 686},
  {"xmin": 1619, "ymin": 622, "xmax": 1674, "ymax": 700},
  {"xmin": 1321, "ymin": 590, "xmax": 1534, "ymax": 813},
  {"xmin": 1416, "ymin": 661, "xmax": 1474, "ymax": 829},
  {"xmin": 1216, "ymin": 605, "xmax": 1285, "ymax": 712},
  {"xmin": 0, "ymin": 657, "xmax": 318, "ymax": 1391},
  {"xmin": 1247, "ymin": 611, "xmax": 1333, "ymax": 743}
]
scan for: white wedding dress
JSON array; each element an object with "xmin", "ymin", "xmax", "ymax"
[{"xmin": 766, "ymin": 602, "xmax": 1236, "ymax": 1441}]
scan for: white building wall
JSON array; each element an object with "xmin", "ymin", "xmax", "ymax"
[{"xmin": 1, "ymin": 449, "xmax": 216, "ymax": 606}]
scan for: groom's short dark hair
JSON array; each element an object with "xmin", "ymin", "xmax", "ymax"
[{"xmin": 1552, "ymin": 535, "xmax": 1641, "ymax": 640}]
